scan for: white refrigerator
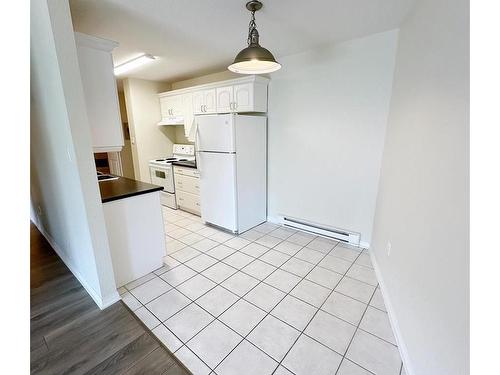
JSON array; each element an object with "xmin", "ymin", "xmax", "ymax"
[{"xmin": 195, "ymin": 113, "xmax": 267, "ymax": 233}]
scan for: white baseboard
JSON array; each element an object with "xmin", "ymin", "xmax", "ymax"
[
  {"xmin": 33, "ymin": 221, "xmax": 120, "ymax": 310},
  {"xmin": 368, "ymin": 249, "xmax": 413, "ymax": 375}
]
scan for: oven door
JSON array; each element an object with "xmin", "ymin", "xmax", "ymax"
[{"xmin": 149, "ymin": 165, "xmax": 174, "ymax": 193}]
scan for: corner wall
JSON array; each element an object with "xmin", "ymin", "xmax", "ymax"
[
  {"xmin": 370, "ymin": 0, "xmax": 469, "ymax": 374},
  {"xmin": 30, "ymin": 0, "xmax": 118, "ymax": 308}
]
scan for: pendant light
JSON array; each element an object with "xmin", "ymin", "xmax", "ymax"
[{"xmin": 228, "ymin": 1, "xmax": 281, "ymax": 74}]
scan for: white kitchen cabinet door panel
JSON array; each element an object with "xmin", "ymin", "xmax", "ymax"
[
  {"xmin": 176, "ymin": 190, "xmax": 201, "ymax": 215},
  {"xmin": 198, "ymin": 152, "xmax": 237, "ymax": 232},
  {"xmin": 193, "ymin": 91, "xmax": 204, "ymax": 114},
  {"xmin": 216, "ymin": 86, "xmax": 233, "ymax": 113},
  {"xmin": 233, "ymin": 83, "xmax": 253, "ymax": 112},
  {"xmin": 160, "ymin": 97, "xmax": 169, "ymax": 118},
  {"xmin": 174, "ymin": 174, "xmax": 200, "ymax": 195},
  {"xmin": 183, "ymin": 93, "xmax": 194, "ymax": 138},
  {"xmin": 203, "ymin": 89, "xmax": 217, "ymax": 113}
]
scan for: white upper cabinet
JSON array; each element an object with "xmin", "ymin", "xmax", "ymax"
[
  {"xmin": 214, "ymin": 81, "xmax": 267, "ymax": 113},
  {"xmin": 182, "ymin": 93, "xmax": 195, "ymax": 140},
  {"xmin": 233, "ymin": 83, "xmax": 253, "ymax": 112},
  {"xmin": 193, "ymin": 89, "xmax": 217, "ymax": 114},
  {"xmin": 216, "ymin": 86, "xmax": 233, "ymax": 113},
  {"xmin": 203, "ymin": 89, "xmax": 217, "ymax": 113},
  {"xmin": 158, "ymin": 94, "xmax": 184, "ymax": 125},
  {"xmin": 192, "ymin": 91, "xmax": 204, "ymax": 115},
  {"xmin": 158, "ymin": 76, "xmax": 269, "ymax": 137},
  {"xmin": 75, "ymin": 32, "xmax": 124, "ymax": 152}
]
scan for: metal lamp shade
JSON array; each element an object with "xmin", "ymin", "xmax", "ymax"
[{"xmin": 228, "ymin": 44, "xmax": 281, "ymax": 74}]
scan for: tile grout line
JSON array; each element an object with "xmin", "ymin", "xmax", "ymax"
[
  {"xmin": 273, "ymin": 245, "xmax": 370, "ymax": 375},
  {"xmin": 165, "ymin": 211, "xmax": 398, "ymax": 373},
  {"xmin": 152, "ymin": 225, "xmax": 320, "ymax": 372},
  {"xmin": 138, "ymin": 212, "xmax": 387, "ymax": 374},
  {"xmin": 195, "ymin": 233, "xmax": 328, "ymax": 373},
  {"xmin": 333, "ymin": 281, "xmax": 378, "ymax": 375}
]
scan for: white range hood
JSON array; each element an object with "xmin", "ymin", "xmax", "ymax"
[{"xmin": 157, "ymin": 116, "xmax": 184, "ymax": 126}]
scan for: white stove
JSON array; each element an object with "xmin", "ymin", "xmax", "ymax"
[{"xmin": 149, "ymin": 144, "xmax": 195, "ymax": 208}]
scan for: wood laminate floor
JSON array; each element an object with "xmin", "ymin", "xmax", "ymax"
[{"xmin": 30, "ymin": 223, "xmax": 190, "ymax": 375}]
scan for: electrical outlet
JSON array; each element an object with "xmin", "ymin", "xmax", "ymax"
[{"xmin": 387, "ymin": 241, "xmax": 392, "ymax": 256}]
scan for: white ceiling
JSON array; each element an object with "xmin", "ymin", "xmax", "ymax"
[{"xmin": 69, "ymin": 0, "xmax": 415, "ymax": 83}]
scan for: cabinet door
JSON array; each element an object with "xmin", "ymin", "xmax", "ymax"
[
  {"xmin": 170, "ymin": 95, "xmax": 184, "ymax": 117},
  {"xmin": 233, "ymin": 83, "xmax": 254, "ymax": 112},
  {"xmin": 203, "ymin": 89, "xmax": 217, "ymax": 113},
  {"xmin": 192, "ymin": 91, "xmax": 204, "ymax": 114},
  {"xmin": 176, "ymin": 190, "xmax": 201, "ymax": 215},
  {"xmin": 182, "ymin": 93, "xmax": 194, "ymax": 138},
  {"xmin": 159, "ymin": 97, "xmax": 169, "ymax": 119},
  {"xmin": 174, "ymin": 174, "xmax": 200, "ymax": 195},
  {"xmin": 216, "ymin": 86, "xmax": 234, "ymax": 113}
]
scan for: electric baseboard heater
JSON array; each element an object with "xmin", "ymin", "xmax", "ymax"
[{"xmin": 279, "ymin": 216, "xmax": 361, "ymax": 246}]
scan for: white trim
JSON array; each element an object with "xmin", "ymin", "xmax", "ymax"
[
  {"xmin": 74, "ymin": 32, "xmax": 119, "ymax": 51},
  {"xmin": 368, "ymin": 250, "xmax": 413, "ymax": 375},
  {"xmin": 93, "ymin": 145, "xmax": 123, "ymax": 153},
  {"xmin": 33, "ymin": 221, "xmax": 120, "ymax": 310},
  {"xmin": 157, "ymin": 75, "xmax": 270, "ymax": 98}
]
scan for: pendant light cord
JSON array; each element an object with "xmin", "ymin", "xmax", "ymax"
[{"xmin": 247, "ymin": 10, "xmax": 257, "ymax": 45}]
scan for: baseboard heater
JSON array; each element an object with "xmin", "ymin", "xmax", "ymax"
[{"xmin": 279, "ymin": 216, "xmax": 361, "ymax": 246}]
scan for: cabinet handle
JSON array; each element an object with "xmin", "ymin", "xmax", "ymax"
[
  {"xmin": 195, "ymin": 185, "xmax": 199, "ymax": 189},
  {"xmin": 195, "ymin": 203, "xmax": 200, "ymax": 206},
  {"xmin": 234, "ymin": 102, "xmax": 237, "ymax": 110}
]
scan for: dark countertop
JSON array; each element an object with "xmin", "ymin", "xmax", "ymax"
[
  {"xmin": 171, "ymin": 160, "xmax": 197, "ymax": 169},
  {"xmin": 99, "ymin": 177, "xmax": 164, "ymax": 203}
]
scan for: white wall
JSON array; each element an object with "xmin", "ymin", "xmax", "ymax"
[
  {"xmin": 267, "ymin": 30, "xmax": 399, "ymax": 245},
  {"xmin": 370, "ymin": 0, "xmax": 469, "ymax": 374},
  {"xmin": 30, "ymin": 0, "xmax": 118, "ymax": 308},
  {"xmin": 123, "ymin": 78, "xmax": 176, "ymax": 182},
  {"xmin": 171, "ymin": 70, "xmax": 240, "ymax": 90}
]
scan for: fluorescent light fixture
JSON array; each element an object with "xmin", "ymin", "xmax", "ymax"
[{"xmin": 114, "ymin": 54, "xmax": 157, "ymax": 76}]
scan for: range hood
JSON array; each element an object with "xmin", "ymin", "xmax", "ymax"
[{"xmin": 157, "ymin": 116, "xmax": 184, "ymax": 126}]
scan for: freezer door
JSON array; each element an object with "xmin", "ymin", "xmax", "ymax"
[
  {"xmin": 198, "ymin": 151, "xmax": 237, "ymax": 231},
  {"xmin": 195, "ymin": 114, "xmax": 235, "ymax": 152}
]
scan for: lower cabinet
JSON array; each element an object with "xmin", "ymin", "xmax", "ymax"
[
  {"xmin": 176, "ymin": 191, "xmax": 201, "ymax": 215},
  {"xmin": 174, "ymin": 166, "xmax": 201, "ymax": 215}
]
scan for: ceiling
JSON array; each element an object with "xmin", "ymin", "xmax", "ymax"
[{"xmin": 70, "ymin": 0, "xmax": 415, "ymax": 83}]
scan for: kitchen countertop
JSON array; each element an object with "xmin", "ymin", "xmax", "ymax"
[
  {"xmin": 171, "ymin": 160, "xmax": 197, "ymax": 169},
  {"xmin": 99, "ymin": 177, "xmax": 163, "ymax": 203}
]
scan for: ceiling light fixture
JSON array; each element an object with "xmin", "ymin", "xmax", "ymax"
[
  {"xmin": 228, "ymin": 1, "xmax": 281, "ymax": 74},
  {"xmin": 114, "ymin": 54, "xmax": 157, "ymax": 76}
]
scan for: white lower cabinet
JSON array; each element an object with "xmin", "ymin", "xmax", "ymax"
[
  {"xmin": 176, "ymin": 191, "xmax": 201, "ymax": 215},
  {"xmin": 174, "ymin": 166, "xmax": 201, "ymax": 215}
]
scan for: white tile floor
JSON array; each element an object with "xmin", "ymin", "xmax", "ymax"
[{"xmin": 119, "ymin": 207, "xmax": 407, "ymax": 375}]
